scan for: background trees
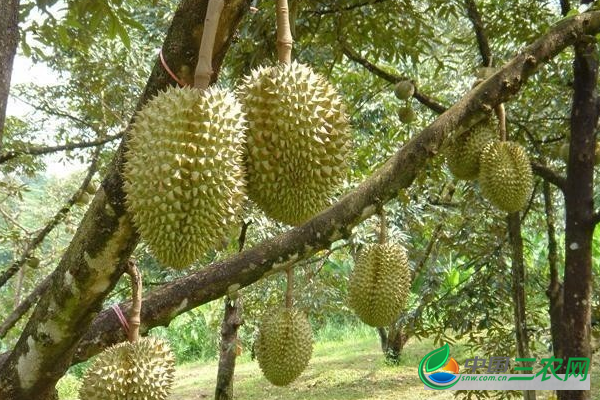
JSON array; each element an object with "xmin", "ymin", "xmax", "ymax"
[{"xmin": 0, "ymin": 1, "xmax": 599, "ymax": 399}]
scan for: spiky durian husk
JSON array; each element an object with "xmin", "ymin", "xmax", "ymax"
[
  {"xmin": 123, "ymin": 86, "xmax": 246, "ymax": 268},
  {"xmin": 479, "ymin": 141, "xmax": 533, "ymax": 213},
  {"xmin": 347, "ymin": 243, "xmax": 411, "ymax": 327},
  {"xmin": 446, "ymin": 122, "xmax": 497, "ymax": 180},
  {"xmin": 238, "ymin": 61, "xmax": 351, "ymax": 226},
  {"xmin": 255, "ymin": 308, "xmax": 313, "ymax": 386},
  {"xmin": 79, "ymin": 336, "xmax": 175, "ymax": 400}
]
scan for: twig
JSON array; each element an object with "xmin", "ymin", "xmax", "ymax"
[
  {"xmin": 237, "ymin": 220, "xmax": 252, "ymax": 253},
  {"xmin": 0, "ymin": 133, "xmax": 122, "ymax": 164},
  {"xmin": 339, "ymin": 40, "xmax": 447, "ymax": 114},
  {"xmin": 378, "ymin": 207, "xmax": 387, "ymax": 244},
  {"xmin": 195, "ymin": 0, "xmax": 225, "ymax": 89},
  {"xmin": 0, "ymin": 275, "xmax": 52, "ymax": 338},
  {"xmin": 127, "ymin": 260, "xmax": 142, "ymax": 343},
  {"xmin": 276, "ymin": 0, "xmax": 293, "ymax": 63}
]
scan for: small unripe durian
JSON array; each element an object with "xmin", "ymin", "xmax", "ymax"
[
  {"xmin": 75, "ymin": 192, "xmax": 90, "ymax": 206},
  {"xmin": 347, "ymin": 243, "xmax": 411, "ymax": 327},
  {"xmin": 124, "ymin": 86, "xmax": 246, "ymax": 268},
  {"xmin": 394, "ymin": 80, "xmax": 414, "ymax": 100},
  {"xmin": 479, "ymin": 141, "xmax": 533, "ymax": 213},
  {"xmin": 85, "ymin": 181, "xmax": 98, "ymax": 195},
  {"xmin": 238, "ymin": 61, "xmax": 351, "ymax": 226},
  {"xmin": 26, "ymin": 256, "xmax": 40, "ymax": 269},
  {"xmin": 79, "ymin": 336, "xmax": 175, "ymax": 400},
  {"xmin": 255, "ymin": 308, "xmax": 313, "ymax": 386},
  {"xmin": 446, "ymin": 122, "xmax": 497, "ymax": 180},
  {"xmin": 397, "ymin": 106, "xmax": 417, "ymax": 123}
]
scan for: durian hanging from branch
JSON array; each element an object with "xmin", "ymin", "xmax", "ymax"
[
  {"xmin": 347, "ymin": 208, "xmax": 411, "ymax": 327},
  {"xmin": 238, "ymin": 0, "xmax": 352, "ymax": 226},
  {"xmin": 80, "ymin": 261, "xmax": 176, "ymax": 400},
  {"xmin": 123, "ymin": 0, "xmax": 246, "ymax": 268},
  {"xmin": 255, "ymin": 267, "xmax": 313, "ymax": 386}
]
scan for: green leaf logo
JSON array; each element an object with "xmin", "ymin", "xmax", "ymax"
[{"xmin": 424, "ymin": 343, "xmax": 450, "ymax": 373}]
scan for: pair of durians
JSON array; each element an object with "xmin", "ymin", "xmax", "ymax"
[
  {"xmin": 124, "ymin": 61, "xmax": 351, "ymax": 268},
  {"xmin": 445, "ymin": 122, "xmax": 534, "ymax": 213}
]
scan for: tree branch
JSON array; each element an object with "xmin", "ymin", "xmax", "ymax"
[
  {"xmin": 464, "ymin": 0, "xmax": 493, "ymax": 67},
  {"xmin": 531, "ymin": 162, "xmax": 566, "ymax": 192},
  {"xmin": 69, "ymin": 11, "xmax": 600, "ymax": 367},
  {"xmin": 0, "ymin": 0, "xmax": 21, "ymax": 148},
  {"xmin": 0, "ymin": 133, "xmax": 123, "ymax": 164},
  {"xmin": 0, "ymin": 147, "xmax": 101, "ymax": 290},
  {"xmin": 338, "ymin": 40, "xmax": 448, "ymax": 114}
]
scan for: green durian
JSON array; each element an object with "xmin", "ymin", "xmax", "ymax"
[
  {"xmin": 255, "ymin": 308, "xmax": 313, "ymax": 386},
  {"xmin": 445, "ymin": 122, "xmax": 497, "ymax": 180},
  {"xmin": 238, "ymin": 61, "xmax": 351, "ymax": 226},
  {"xmin": 347, "ymin": 243, "xmax": 411, "ymax": 327},
  {"xmin": 479, "ymin": 141, "xmax": 533, "ymax": 213},
  {"xmin": 394, "ymin": 80, "xmax": 414, "ymax": 100},
  {"xmin": 397, "ymin": 106, "xmax": 417, "ymax": 124},
  {"xmin": 79, "ymin": 336, "xmax": 175, "ymax": 400},
  {"xmin": 123, "ymin": 86, "xmax": 246, "ymax": 268}
]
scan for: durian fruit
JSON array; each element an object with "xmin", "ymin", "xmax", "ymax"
[
  {"xmin": 79, "ymin": 336, "xmax": 175, "ymax": 400},
  {"xmin": 445, "ymin": 122, "xmax": 497, "ymax": 180},
  {"xmin": 26, "ymin": 256, "xmax": 40, "ymax": 269},
  {"xmin": 397, "ymin": 106, "xmax": 417, "ymax": 124},
  {"xmin": 347, "ymin": 243, "xmax": 411, "ymax": 327},
  {"xmin": 394, "ymin": 80, "xmax": 414, "ymax": 100},
  {"xmin": 123, "ymin": 86, "xmax": 246, "ymax": 268},
  {"xmin": 255, "ymin": 308, "xmax": 313, "ymax": 386},
  {"xmin": 75, "ymin": 192, "xmax": 90, "ymax": 206},
  {"xmin": 238, "ymin": 61, "xmax": 351, "ymax": 226},
  {"xmin": 479, "ymin": 141, "xmax": 533, "ymax": 213}
]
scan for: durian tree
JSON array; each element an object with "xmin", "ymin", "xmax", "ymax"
[{"xmin": 0, "ymin": 1, "xmax": 600, "ymax": 400}]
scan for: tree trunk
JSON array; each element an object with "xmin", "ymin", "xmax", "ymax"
[
  {"xmin": 559, "ymin": 38, "xmax": 598, "ymax": 400},
  {"xmin": 543, "ymin": 181, "xmax": 563, "ymax": 363},
  {"xmin": 384, "ymin": 324, "xmax": 408, "ymax": 363},
  {"xmin": 507, "ymin": 213, "xmax": 536, "ymax": 400},
  {"xmin": 0, "ymin": 0, "xmax": 20, "ymax": 147},
  {"xmin": 214, "ymin": 296, "xmax": 243, "ymax": 400}
]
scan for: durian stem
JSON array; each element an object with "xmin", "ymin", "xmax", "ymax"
[
  {"xmin": 276, "ymin": 0, "xmax": 293, "ymax": 64},
  {"xmin": 127, "ymin": 260, "xmax": 142, "ymax": 343},
  {"xmin": 495, "ymin": 103, "xmax": 507, "ymax": 141},
  {"xmin": 378, "ymin": 207, "xmax": 387, "ymax": 245},
  {"xmin": 194, "ymin": 0, "xmax": 224, "ymax": 89},
  {"xmin": 285, "ymin": 268, "xmax": 294, "ymax": 308}
]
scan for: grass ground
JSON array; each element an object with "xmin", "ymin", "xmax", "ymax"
[
  {"xmin": 58, "ymin": 326, "xmax": 600, "ymax": 399},
  {"xmin": 170, "ymin": 332, "xmax": 454, "ymax": 400}
]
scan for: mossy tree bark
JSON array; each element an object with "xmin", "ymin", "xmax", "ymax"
[
  {"xmin": 558, "ymin": 38, "xmax": 599, "ymax": 400},
  {"xmin": 0, "ymin": 0, "xmax": 20, "ymax": 147}
]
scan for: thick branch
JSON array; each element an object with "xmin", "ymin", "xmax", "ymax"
[
  {"xmin": 0, "ymin": 133, "xmax": 122, "ymax": 164},
  {"xmin": 0, "ymin": 148, "xmax": 101, "ymax": 289},
  {"xmin": 465, "ymin": 0, "xmax": 492, "ymax": 67},
  {"xmin": 531, "ymin": 162, "xmax": 566, "ymax": 192},
  {"xmin": 70, "ymin": 11, "xmax": 600, "ymax": 365},
  {"xmin": 339, "ymin": 41, "xmax": 448, "ymax": 114}
]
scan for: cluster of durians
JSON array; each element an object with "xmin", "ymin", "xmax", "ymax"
[
  {"xmin": 123, "ymin": 61, "xmax": 351, "ymax": 269},
  {"xmin": 393, "ymin": 80, "xmax": 417, "ymax": 124},
  {"xmin": 445, "ymin": 121, "xmax": 534, "ymax": 213}
]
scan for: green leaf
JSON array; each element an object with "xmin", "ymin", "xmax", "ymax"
[{"xmin": 424, "ymin": 343, "xmax": 450, "ymax": 373}]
